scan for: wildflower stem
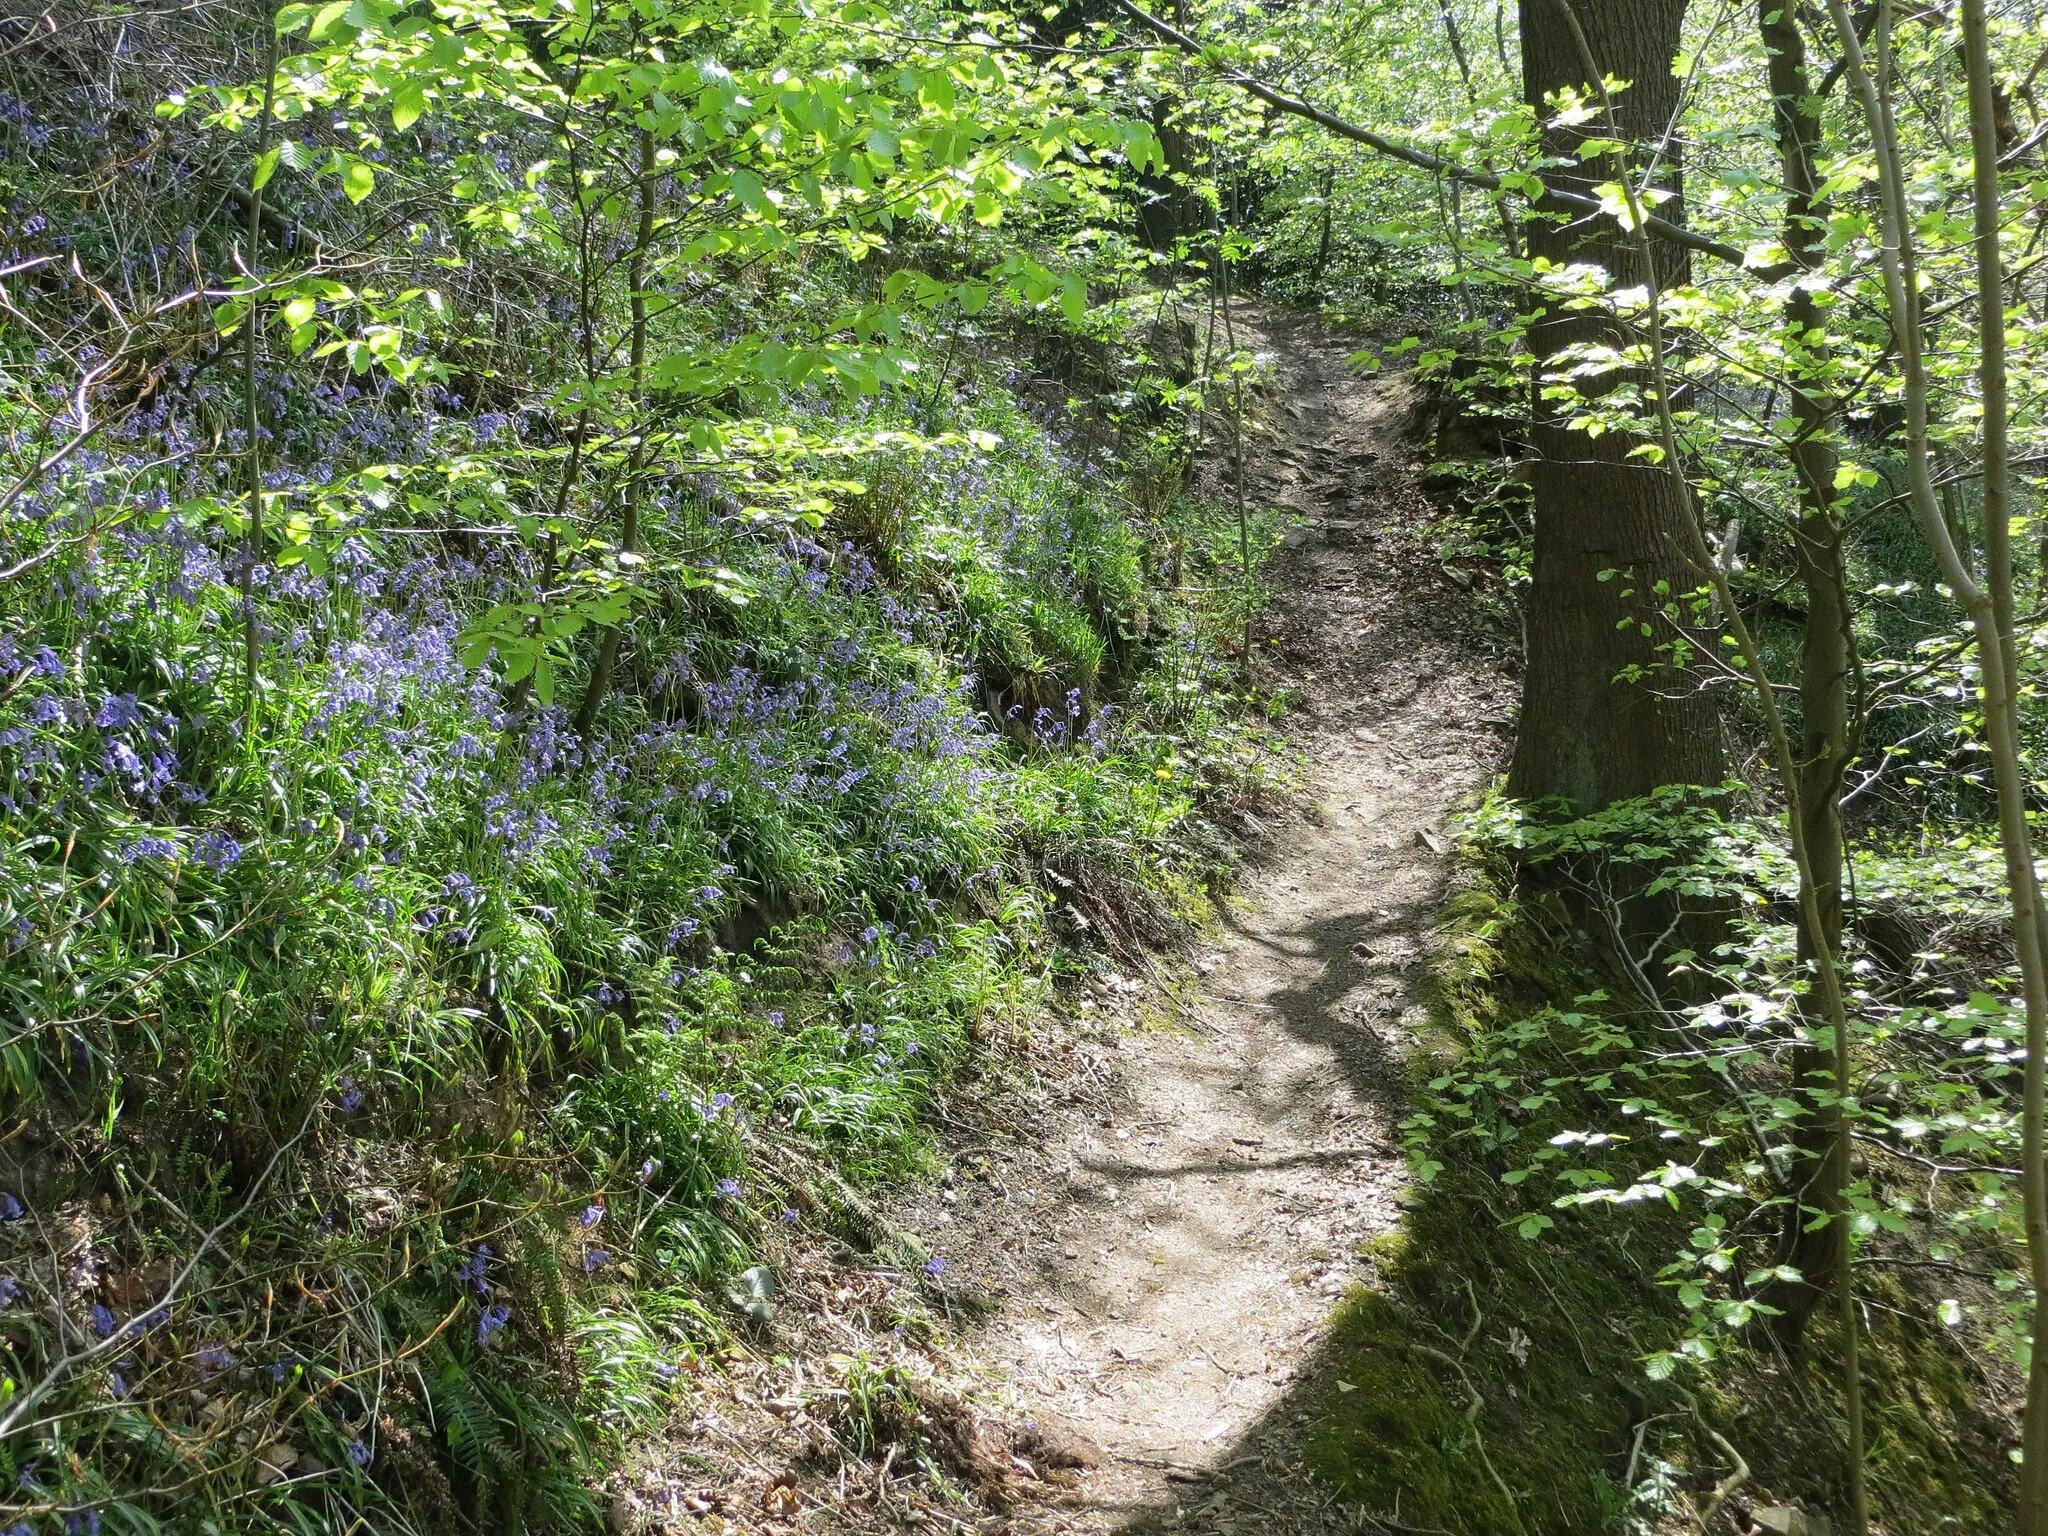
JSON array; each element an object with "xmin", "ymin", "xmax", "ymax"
[{"xmin": 240, "ymin": 5, "xmax": 279, "ymax": 744}]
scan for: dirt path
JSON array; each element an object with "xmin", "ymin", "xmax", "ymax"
[{"xmin": 901, "ymin": 303, "xmax": 1513, "ymax": 1533}]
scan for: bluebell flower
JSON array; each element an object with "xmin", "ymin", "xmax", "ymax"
[
  {"xmin": 197, "ymin": 1342, "xmax": 232, "ymax": 1380},
  {"xmin": 0, "ymin": 1192, "xmax": 23, "ymax": 1221},
  {"xmin": 477, "ymin": 1303, "xmax": 511, "ymax": 1345},
  {"xmin": 193, "ymin": 830, "xmax": 241, "ymax": 872},
  {"xmin": 458, "ymin": 1246, "xmax": 492, "ymax": 1296},
  {"xmin": 348, "ymin": 1438, "xmax": 373, "ymax": 1467},
  {"xmin": 578, "ymin": 1204, "xmax": 604, "ymax": 1229},
  {"xmin": 583, "ymin": 1249, "xmax": 611, "ymax": 1273},
  {"xmin": 104, "ymin": 741, "xmax": 144, "ymax": 782},
  {"xmin": 90, "ymin": 1303, "xmax": 116, "ymax": 1338},
  {"xmin": 714, "ymin": 1179, "xmax": 741, "ymax": 1200}
]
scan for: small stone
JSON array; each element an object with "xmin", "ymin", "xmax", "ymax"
[{"xmin": 1753, "ymin": 1506, "xmax": 1832, "ymax": 1536}]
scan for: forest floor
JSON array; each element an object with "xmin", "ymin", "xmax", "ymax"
[
  {"xmin": 890, "ymin": 301, "xmax": 1517, "ymax": 1534},
  {"xmin": 622, "ymin": 301, "xmax": 1515, "ymax": 1536}
]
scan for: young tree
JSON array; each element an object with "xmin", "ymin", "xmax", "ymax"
[{"xmin": 1753, "ymin": 0, "xmax": 1855, "ymax": 1345}]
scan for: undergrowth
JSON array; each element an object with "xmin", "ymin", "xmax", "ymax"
[
  {"xmin": 0, "ymin": 4, "xmax": 1290, "ymax": 1515},
  {"xmin": 1309, "ymin": 801, "xmax": 2016, "ymax": 1534}
]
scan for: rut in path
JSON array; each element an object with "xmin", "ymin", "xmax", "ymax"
[{"xmin": 901, "ymin": 301, "xmax": 1514, "ymax": 1534}]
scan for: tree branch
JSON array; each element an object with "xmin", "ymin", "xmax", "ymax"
[{"xmin": 1113, "ymin": 0, "xmax": 1756, "ymax": 271}]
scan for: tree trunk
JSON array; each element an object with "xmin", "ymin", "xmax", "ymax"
[
  {"xmin": 1311, "ymin": 165, "xmax": 1335, "ymax": 285},
  {"xmin": 1137, "ymin": 98, "xmax": 1207, "ymax": 251},
  {"xmin": 1508, "ymin": 0, "xmax": 1724, "ymax": 813},
  {"xmin": 1757, "ymin": 0, "xmax": 1853, "ymax": 1345}
]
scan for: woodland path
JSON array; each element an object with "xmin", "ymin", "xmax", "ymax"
[{"xmin": 899, "ymin": 302, "xmax": 1514, "ymax": 1534}]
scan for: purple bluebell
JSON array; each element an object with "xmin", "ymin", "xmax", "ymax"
[{"xmin": 193, "ymin": 830, "xmax": 241, "ymax": 871}]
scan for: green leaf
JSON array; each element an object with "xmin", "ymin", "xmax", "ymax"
[
  {"xmin": 341, "ymin": 159, "xmax": 376, "ymax": 204},
  {"xmin": 307, "ymin": 0, "xmax": 352, "ymax": 36},
  {"xmin": 728, "ymin": 169, "xmax": 769, "ymax": 216},
  {"xmin": 392, "ymin": 84, "xmax": 426, "ymax": 133},
  {"xmin": 1059, "ymin": 273, "xmax": 1087, "ymax": 323}
]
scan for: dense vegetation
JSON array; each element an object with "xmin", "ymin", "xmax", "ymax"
[
  {"xmin": 10, "ymin": 0, "xmax": 2048, "ymax": 1530},
  {"xmin": 0, "ymin": 3, "xmax": 1293, "ymax": 1527}
]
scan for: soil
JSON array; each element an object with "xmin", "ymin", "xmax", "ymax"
[{"xmin": 892, "ymin": 300, "xmax": 1514, "ymax": 1533}]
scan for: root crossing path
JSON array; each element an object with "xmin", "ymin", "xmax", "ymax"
[{"xmin": 917, "ymin": 303, "xmax": 1513, "ymax": 1534}]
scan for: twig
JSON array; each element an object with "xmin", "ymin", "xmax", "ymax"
[
  {"xmin": 1406, "ymin": 1343, "xmax": 1522, "ymax": 1526},
  {"xmin": 1676, "ymin": 1390, "xmax": 1749, "ymax": 1532},
  {"xmin": 0, "ymin": 1114, "xmax": 313, "ymax": 1441},
  {"xmin": 1850, "ymin": 1130, "xmax": 2021, "ymax": 1178}
]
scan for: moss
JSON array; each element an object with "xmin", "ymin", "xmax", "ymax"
[
  {"xmin": 1306, "ymin": 1158, "xmax": 1662, "ymax": 1534},
  {"xmin": 1302, "ymin": 851, "xmax": 2017, "ymax": 1534}
]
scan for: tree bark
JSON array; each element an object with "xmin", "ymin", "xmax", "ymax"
[
  {"xmin": 1137, "ymin": 98, "xmax": 1208, "ymax": 251},
  {"xmin": 1508, "ymin": 0, "xmax": 1725, "ymax": 812}
]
